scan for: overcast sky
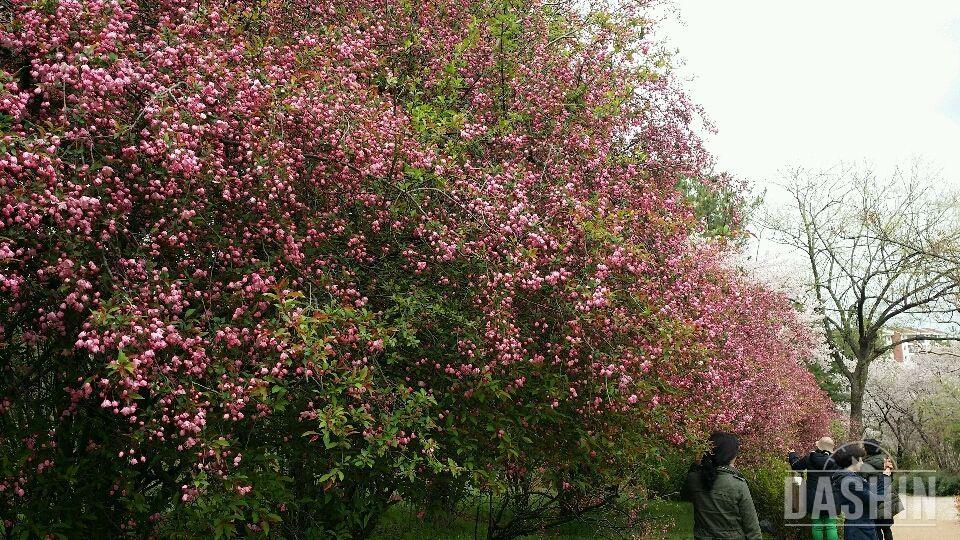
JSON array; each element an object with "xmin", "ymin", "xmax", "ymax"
[
  {"xmin": 658, "ymin": 0, "xmax": 960, "ymax": 283},
  {"xmin": 662, "ymin": 1, "xmax": 960, "ymax": 188}
]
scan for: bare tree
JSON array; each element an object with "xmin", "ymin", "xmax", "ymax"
[{"xmin": 764, "ymin": 164, "xmax": 960, "ymax": 436}]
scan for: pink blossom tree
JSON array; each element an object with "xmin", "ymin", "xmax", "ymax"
[{"xmin": 1, "ymin": 0, "xmax": 832, "ymax": 536}]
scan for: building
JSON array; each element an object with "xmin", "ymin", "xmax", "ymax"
[{"xmin": 885, "ymin": 326, "xmax": 958, "ymax": 364}]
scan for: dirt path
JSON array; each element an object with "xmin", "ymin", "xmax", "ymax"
[{"xmin": 891, "ymin": 495, "xmax": 959, "ymax": 539}]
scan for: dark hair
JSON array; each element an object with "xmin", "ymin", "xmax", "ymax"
[
  {"xmin": 832, "ymin": 444, "xmax": 867, "ymax": 469},
  {"xmin": 863, "ymin": 439, "xmax": 883, "ymax": 456},
  {"xmin": 700, "ymin": 432, "xmax": 740, "ymax": 490}
]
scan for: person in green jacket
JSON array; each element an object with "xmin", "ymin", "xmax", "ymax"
[{"xmin": 684, "ymin": 432, "xmax": 762, "ymax": 540}]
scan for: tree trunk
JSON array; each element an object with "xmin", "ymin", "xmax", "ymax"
[{"xmin": 848, "ymin": 371, "xmax": 867, "ymax": 439}]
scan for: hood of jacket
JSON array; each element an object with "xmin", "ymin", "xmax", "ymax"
[
  {"xmin": 688, "ymin": 463, "xmax": 746, "ymax": 483},
  {"xmin": 830, "ymin": 469, "xmax": 861, "ymax": 482},
  {"xmin": 861, "ymin": 453, "xmax": 886, "ymax": 472}
]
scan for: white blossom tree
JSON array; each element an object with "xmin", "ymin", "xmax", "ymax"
[{"xmin": 865, "ymin": 343, "xmax": 960, "ymax": 469}]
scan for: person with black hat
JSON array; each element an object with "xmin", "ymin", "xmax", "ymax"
[
  {"xmin": 788, "ymin": 436, "xmax": 839, "ymax": 540},
  {"xmin": 684, "ymin": 432, "xmax": 762, "ymax": 539}
]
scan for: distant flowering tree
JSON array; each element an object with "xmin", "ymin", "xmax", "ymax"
[
  {"xmin": 866, "ymin": 345, "xmax": 960, "ymax": 470},
  {"xmin": 0, "ymin": 0, "xmax": 832, "ymax": 536}
]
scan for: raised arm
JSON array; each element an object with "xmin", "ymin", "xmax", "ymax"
[{"xmin": 788, "ymin": 450, "xmax": 808, "ymax": 471}]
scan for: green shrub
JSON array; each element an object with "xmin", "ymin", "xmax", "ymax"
[
  {"xmin": 741, "ymin": 458, "xmax": 800, "ymax": 539},
  {"xmin": 899, "ymin": 472, "xmax": 960, "ymax": 496},
  {"xmin": 935, "ymin": 473, "xmax": 960, "ymax": 496},
  {"xmin": 643, "ymin": 450, "xmax": 699, "ymax": 498}
]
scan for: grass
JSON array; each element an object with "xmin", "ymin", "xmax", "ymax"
[
  {"xmin": 646, "ymin": 500, "xmax": 694, "ymax": 539},
  {"xmin": 369, "ymin": 499, "xmax": 695, "ymax": 539}
]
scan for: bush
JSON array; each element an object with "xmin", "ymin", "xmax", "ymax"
[
  {"xmin": 741, "ymin": 459, "xmax": 793, "ymax": 537},
  {"xmin": 644, "ymin": 450, "xmax": 699, "ymax": 498},
  {"xmin": 899, "ymin": 472, "xmax": 960, "ymax": 496},
  {"xmin": 937, "ymin": 474, "xmax": 960, "ymax": 496}
]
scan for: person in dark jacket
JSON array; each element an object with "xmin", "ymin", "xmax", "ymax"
[
  {"xmin": 684, "ymin": 432, "xmax": 762, "ymax": 539},
  {"xmin": 860, "ymin": 439, "xmax": 902, "ymax": 540},
  {"xmin": 789, "ymin": 436, "xmax": 839, "ymax": 540},
  {"xmin": 830, "ymin": 443, "xmax": 891, "ymax": 540}
]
